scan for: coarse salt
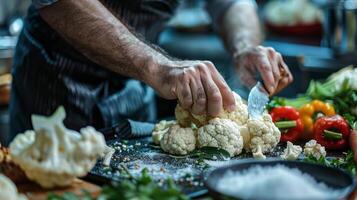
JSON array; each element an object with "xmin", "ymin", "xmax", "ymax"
[{"xmin": 216, "ymin": 165, "xmax": 348, "ymax": 200}]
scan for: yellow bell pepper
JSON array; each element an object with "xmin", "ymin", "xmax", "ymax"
[{"xmin": 299, "ymin": 100, "xmax": 335, "ymax": 138}]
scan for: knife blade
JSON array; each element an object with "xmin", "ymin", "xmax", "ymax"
[{"xmin": 247, "ymin": 82, "xmax": 269, "ymax": 119}]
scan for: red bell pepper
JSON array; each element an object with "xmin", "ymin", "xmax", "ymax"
[
  {"xmin": 270, "ymin": 106, "xmax": 304, "ymax": 142},
  {"xmin": 313, "ymin": 115, "xmax": 350, "ymax": 150}
]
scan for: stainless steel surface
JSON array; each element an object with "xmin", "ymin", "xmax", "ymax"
[
  {"xmin": 247, "ymin": 82, "xmax": 269, "ymax": 119},
  {"xmin": 313, "ymin": 0, "xmax": 357, "ymax": 56}
]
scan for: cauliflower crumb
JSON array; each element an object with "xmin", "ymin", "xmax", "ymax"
[
  {"xmin": 160, "ymin": 124, "xmax": 196, "ymax": 155},
  {"xmin": 197, "ymin": 118, "xmax": 243, "ymax": 157},
  {"xmin": 246, "ymin": 114, "xmax": 281, "ymax": 158},
  {"xmin": 281, "ymin": 141, "xmax": 302, "ymax": 161},
  {"xmin": 152, "ymin": 120, "xmax": 176, "ymax": 145},
  {"xmin": 303, "ymin": 140, "xmax": 326, "ymax": 160}
]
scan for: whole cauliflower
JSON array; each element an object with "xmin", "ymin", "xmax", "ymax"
[
  {"xmin": 245, "ymin": 114, "xmax": 281, "ymax": 159},
  {"xmin": 152, "ymin": 120, "xmax": 176, "ymax": 145},
  {"xmin": 197, "ymin": 118, "xmax": 244, "ymax": 157},
  {"xmin": 10, "ymin": 106, "xmax": 106, "ymax": 188},
  {"xmin": 303, "ymin": 140, "xmax": 326, "ymax": 160},
  {"xmin": 160, "ymin": 124, "xmax": 196, "ymax": 155},
  {"xmin": 0, "ymin": 174, "xmax": 27, "ymax": 200},
  {"xmin": 175, "ymin": 92, "xmax": 248, "ymax": 127},
  {"xmin": 281, "ymin": 141, "xmax": 302, "ymax": 161}
]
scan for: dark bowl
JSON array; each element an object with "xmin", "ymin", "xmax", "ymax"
[{"xmin": 205, "ymin": 159, "xmax": 355, "ymax": 200}]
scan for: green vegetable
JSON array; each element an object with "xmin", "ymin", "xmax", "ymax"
[
  {"xmin": 306, "ymin": 70, "xmax": 357, "ymax": 128},
  {"xmin": 47, "ymin": 168, "xmax": 189, "ymax": 200},
  {"xmin": 304, "ymin": 151, "xmax": 357, "ymax": 175},
  {"xmin": 274, "ymin": 120, "xmax": 297, "ymax": 129},
  {"xmin": 323, "ymin": 130, "xmax": 343, "ymax": 140},
  {"xmin": 169, "ymin": 146, "xmax": 230, "ymax": 161},
  {"xmin": 190, "ymin": 146, "xmax": 231, "ymax": 160},
  {"xmin": 266, "ymin": 96, "xmax": 311, "ymax": 111}
]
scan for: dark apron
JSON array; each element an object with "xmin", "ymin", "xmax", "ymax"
[{"xmin": 9, "ymin": 0, "xmax": 179, "ymax": 143}]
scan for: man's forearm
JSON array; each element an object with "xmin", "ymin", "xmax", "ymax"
[
  {"xmin": 39, "ymin": 0, "xmax": 168, "ymax": 85},
  {"xmin": 220, "ymin": 2, "xmax": 261, "ymax": 55}
]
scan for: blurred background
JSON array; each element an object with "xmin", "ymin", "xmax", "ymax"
[{"xmin": 0, "ymin": 0, "xmax": 357, "ymax": 143}]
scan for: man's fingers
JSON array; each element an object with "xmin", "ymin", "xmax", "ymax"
[
  {"xmin": 267, "ymin": 48, "xmax": 281, "ymax": 91},
  {"xmin": 199, "ymin": 64, "xmax": 223, "ymax": 116},
  {"xmin": 279, "ymin": 56, "xmax": 293, "ymax": 84},
  {"xmin": 190, "ymin": 79, "xmax": 207, "ymax": 115},
  {"xmin": 274, "ymin": 76, "xmax": 290, "ymax": 95},
  {"xmin": 240, "ymin": 73, "xmax": 257, "ymax": 89},
  {"xmin": 176, "ymin": 77, "xmax": 193, "ymax": 110},
  {"xmin": 204, "ymin": 61, "xmax": 235, "ymax": 112},
  {"xmin": 257, "ymin": 56, "xmax": 275, "ymax": 94}
]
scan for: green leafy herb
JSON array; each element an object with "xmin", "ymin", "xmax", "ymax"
[
  {"xmin": 168, "ymin": 146, "xmax": 230, "ymax": 162},
  {"xmin": 304, "ymin": 151, "xmax": 357, "ymax": 175},
  {"xmin": 190, "ymin": 146, "xmax": 230, "ymax": 160},
  {"xmin": 266, "ymin": 96, "xmax": 310, "ymax": 111},
  {"xmin": 306, "ymin": 74, "xmax": 357, "ymax": 128},
  {"xmin": 48, "ymin": 190, "xmax": 93, "ymax": 200},
  {"xmin": 47, "ymin": 168, "xmax": 189, "ymax": 200}
]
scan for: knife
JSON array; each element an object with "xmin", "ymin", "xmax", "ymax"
[{"xmin": 247, "ymin": 81, "xmax": 270, "ymax": 119}]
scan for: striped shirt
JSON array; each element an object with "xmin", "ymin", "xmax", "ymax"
[{"xmin": 10, "ymin": 0, "xmax": 244, "ymax": 141}]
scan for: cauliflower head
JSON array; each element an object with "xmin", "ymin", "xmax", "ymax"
[
  {"xmin": 160, "ymin": 124, "xmax": 196, "ymax": 155},
  {"xmin": 0, "ymin": 174, "xmax": 27, "ymax": 200},
  {"xmin": 9, "ymin": 106, "xmax": 106, "ymax": 188},
  {"xmin": 281, "ymin": 141, "xmax": 302, "ymax": 161},
  {"xmin": 152, "ymin": 120, "xmax": 176, "ymax": 145},
  {"xmin": 245, "ymin": 114, "xmax": 281, "ymax": 158},
  {"xmin": 175, "ymin": 92, "xmax": 248, "ymax": 127},
  {"xmin": 303, "ymin": 139, "xmax": 326, "ymax": 160},
  {"xmin": 197, "ymin": 118, "xmax": 243, "ymax": 157}
]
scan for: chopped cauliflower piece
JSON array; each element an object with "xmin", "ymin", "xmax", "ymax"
[
  {"xmin": 197, "ymin": 118, "xmax": 243, "ymax": 157},
  {"xmin": 175, "ymin": 92, "xmax": 248, "ymax": 127},
  {"xmin": 303, "ymin": 140, "xmax": 326, "ymax": 160},
  {"xmin": 152, "ymin": 120, "xmax": 176, "ymax": 145},
  {"xmin": 0, "ymin": 174, "xmax": 27, "ymax": 200},
  {"xmin": 10, "ymin": 106, "xmax": 106, "ymax": 188},
  {"xmin": 281, "ymin": 141, "xmax": 302, "ymax": 161},
  {"xmin": 160, "ymin": 124, "xmax": 196, "ymax": 155},
  {"xmin": 252, "ymin": 145, "xmax": 266, "ymax": 160},
  {"xmin": 246, "ymin": 114, "xmax": 281, "ymax": 158},
  {"xmin": 102, "ymin": 146, "xmax": 115, "ymax": 167}
]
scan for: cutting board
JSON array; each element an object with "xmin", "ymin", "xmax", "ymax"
[{"xmin": 17, "ymin": 179, "xmax": 101, "ymax": 200}]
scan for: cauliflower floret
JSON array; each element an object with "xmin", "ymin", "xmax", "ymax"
[
  {"xmin": 175, "ymin": 92, "xmax": 248, "ymax": 127},
  {"xmin": 152, "ymin": 120, "xmax": 176, "ymax": 145},
  {"xmin": 245, "ymin": 114, "xmax": 281, "ymax": 158},
  {"xmin": 9, "ymin": 106, "xmax": 106, "ymax": 188},
  {"xmin": 175, "ymin": 105, "xmax": 193, "ymax": 127},
  {"xmin": 102, "ymin": 146, "xmax": 115, "ymax": 167},
  {"xmin": 252, "ymin": 145, "xmax": 266, "ymax": 160},
  {"xmin": 281, "ymin": 141, "xmax": 302, "ymax": 161},
  {"xmin": 160, "ymin": 124, "xmax": 196, "ymax": 155},
  {"xmin": 0, "ymin": 174, "xmax": 27, "ymax": 200},
  {"xmin": 197, "ymin": 118, "xmax": 243, "ymax": 157},
  {"xmin": 303, "ymin": 140, "xmax": 326, "ymax": 160}
]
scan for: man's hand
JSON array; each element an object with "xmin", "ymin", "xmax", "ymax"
[
  {"xmin": 234, "ymin": 46, "xmax": 293, "ymax": 95},
  {"xmin": 148, "ymin": 60, "xmax": 236, "ymax": 117}
]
